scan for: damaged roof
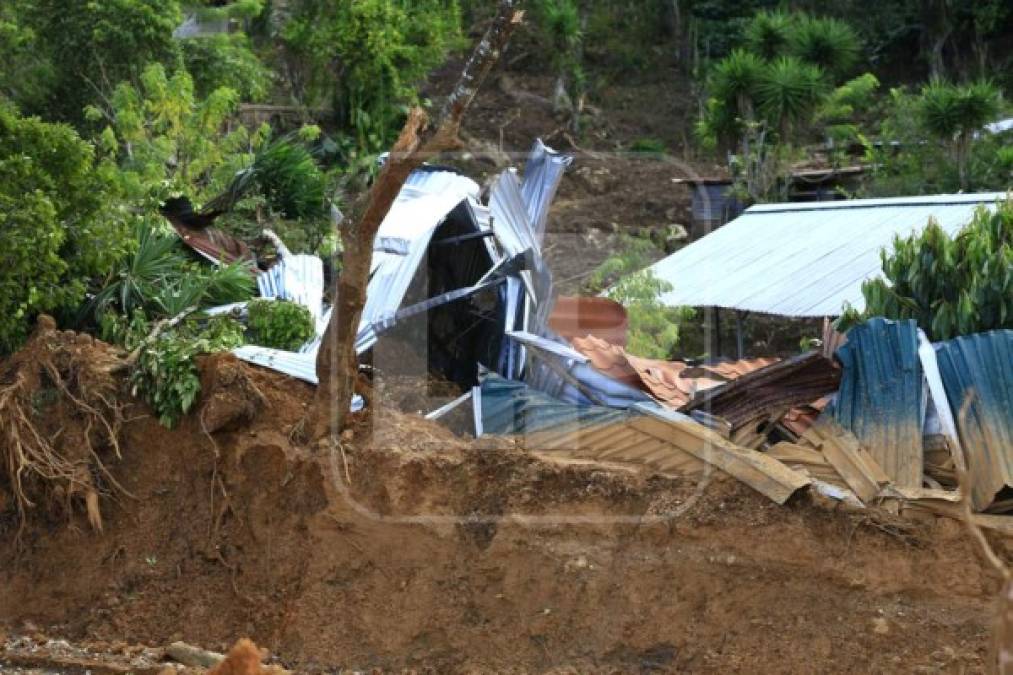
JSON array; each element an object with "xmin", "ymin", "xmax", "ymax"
[
  {"xmin": 646, "ymin": 192, "xmax": 1007, "ymax": 317},
  {"xmin": 570, "ymin": 334, "xmax": 778, "ymax": 408},
  {"xmin": 681, "ymin": 350, "xmax": 840, "ymax": 435}
]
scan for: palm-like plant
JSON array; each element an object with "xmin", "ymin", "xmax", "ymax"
[
  {"xmin": 711, "ymin": 48, "xmax": 766, "ymax": 121},
  {"xmin": 757, "ymin": 56, "xmax": 827, "ymax": 136},
  {"xmin": 788, "ymin": 16, "xmax": 861, "ymax": 80},
  {"xmin": 744, "ymin": 10, "xmax": 794, "ymax": 60},
  {"xmin": 918, "ymin": 79, "xmax": 1002, "ymax": 188}
]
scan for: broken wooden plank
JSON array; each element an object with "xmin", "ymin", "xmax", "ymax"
[{"xmin": 631, "ymin": 416, "xmax": 810, "ymax": 504}]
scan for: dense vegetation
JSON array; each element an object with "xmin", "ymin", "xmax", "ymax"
[
  {"xmin": 0, "ymin": 0, "xmax": 1010, "ymax": 410},
  {"xmin": 840, "ymin": 198, "xmax": 1012, "ymax": 341}
]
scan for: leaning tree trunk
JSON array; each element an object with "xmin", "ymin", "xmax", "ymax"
[{"xmin": 309, "ymin": 0, "xmax": 524, "ymax": 441}]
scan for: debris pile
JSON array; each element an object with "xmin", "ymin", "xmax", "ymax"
[{"xmin": 85, "ymin": 138, "xmax": 1011, "ymax": 532}]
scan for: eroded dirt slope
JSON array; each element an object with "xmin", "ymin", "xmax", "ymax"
[{"xmin": 0, "ymin": 352, "xmax": 1000, "ymax": 673}]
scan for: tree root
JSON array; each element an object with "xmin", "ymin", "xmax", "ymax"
[{"xmin": 0, "ymin": 322, "xmax": 130, "ymax": 543}]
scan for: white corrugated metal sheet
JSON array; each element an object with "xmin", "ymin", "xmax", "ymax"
[
  {"xmin": 647, "ymin": 192, "xmax": 1007, "ymax": 317},
  {"xmin": 356, "ymin": 172, "xmax": 480, "ymax": 352},
  {"xmin": 520, "ymin": 139, "xmax": 574, "ymax": 245}
]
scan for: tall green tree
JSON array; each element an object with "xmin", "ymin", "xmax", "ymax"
[
  {"xmin": 917, "ymin": 79, "xmax": 1002, "ymax": 189},
  {"xmin": 0, "ymin": 105, "xmax": 129, "ymax": 353},
  {"xmin": 21, "ymin": 0, "xmax": 184, "ymax": 124},
  {"xmin": 279, "ymin": 0, "xmax": 463, "ymax": 150}
]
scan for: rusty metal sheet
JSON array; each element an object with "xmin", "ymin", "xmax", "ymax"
[
  {"xmin": 682, "ymin": 351, "xmax": 841, "ymax": 435},
  {"xmin": 570, "ymin": 335, "xmax": 778, "ymax": 408}
]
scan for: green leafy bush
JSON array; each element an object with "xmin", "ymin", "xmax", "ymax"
[
  {"xmin": 839, "ymin": 199, "xmax": 1013, "ymax": 341},
  {"xmin": 280, "ymin": 0, "xmax": 463, "ymax": 148},
  {"xmin": 19, "ymin": 0, "xmax": 183, "ymax": 124},
  {"xmin": 247, "ymin": 299, "xmax": 316, "ymax": 351},
  {"xmin": 106, "ymin": 312, "xmax": 246, "ymax": 427},
  {"xmin": 0, "ymin": 105, "xmax": 129, "ymax": 353},
  {"xmin": 181, "ymin": 33, "xmax": 271, "ymax": 102},
  {"xmin": 586, "ymin": 237, "xmax": 694, "ymax": 359}
]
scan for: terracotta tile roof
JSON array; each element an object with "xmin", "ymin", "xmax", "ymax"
[{"xmin": 570, "ymin": 335, "xmax": 778, "ymax": 408}]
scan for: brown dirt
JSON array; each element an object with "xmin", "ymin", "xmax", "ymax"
[{"xmin": 0, "ymin": 344, "xmax": 1003, "ymax": 673}]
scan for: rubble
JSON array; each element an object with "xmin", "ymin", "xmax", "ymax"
[{"xmin": 149, "ymin": 145, "xmax": 1011, "ymax": 527}]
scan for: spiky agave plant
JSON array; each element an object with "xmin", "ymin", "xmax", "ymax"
[
  {"xmin": 788, "ymin": 16, "xmax": 861, "ymax": 81},
  {"xmin": 757, "ymin": 56, "xmax": 827, "ymax": 137},
  {"xmin": 89, "ymin": 221, "xmax": 190, "ymax": 320},
  {"xmin": 711, "ymin": 48, "xmax": 766, "ymax": 122},
  {"xmin": 744, "ymin": 10, "xmax": 794, "ymax": 60},
  {"xmin": 918, "ymin": 79, "xmax": 1002, "ymax": 188}
]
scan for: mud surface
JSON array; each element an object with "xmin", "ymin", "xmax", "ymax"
[{"xmin": 0, "ymin": 353, "xmax": 1001, "ymax": 673}]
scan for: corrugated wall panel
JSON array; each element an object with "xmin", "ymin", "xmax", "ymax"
[
  {"xmin": 934, "ymin": 330, "xmax": 1013, "ymax": 510},
  {"xmin": 833, "ymin": 318, "xmax": 924, "ymax": 487}
]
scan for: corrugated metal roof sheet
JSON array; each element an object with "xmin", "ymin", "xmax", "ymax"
[
  {"xmin": 478, "ymin": 373, "xmax": 630, "ymax": 436},
  {"xmin": 646, "ymin": 192, "xmax": 1006, "ymax": 317},
  {"xmin": 832, "ymin": 318, "xmax": 925, "ymax": 488},
  {"xmin": 519, "ymin": 139, "xmax": 574, "ymax": 245},
  {"xmin": 681, "ymin": 351, "xmax": 840, "ymax": 434},
  {"xmin": 934, "ymin": 330, "xmax": 1013, "ymax": 510},
  {"xmin": 357, "ymin": 173, "xmax": 480, "ymax": 353},
  {"xmin": 570, "ymin": 335, "xmax": 779, "ymax": 408}
]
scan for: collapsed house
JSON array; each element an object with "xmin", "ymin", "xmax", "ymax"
[{"xmin": 193, "ymin": 153, "xmax": 1010, "ymax": 523}]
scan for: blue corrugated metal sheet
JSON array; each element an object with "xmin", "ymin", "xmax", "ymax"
[
  {"xmin": 833, "ymin": 317, "xmax": 924, "ymax": 487},
  {"xmin": 934, "ymin": 330, "xmax": 1013, "ymax": 510},
  {"xmin": 478, "ymin": 374, "xmax": 630, "ymax": 436},
  {"xmin": 646, "ymin": 192, "xmax": 1006, "ymax": 316}
]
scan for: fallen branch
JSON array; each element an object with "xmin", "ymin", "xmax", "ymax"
[
  {"xmin": 123, "ymin": 305, "xmax": 199, "ymax": 367},
  {"xmin": 952, "ymin": 395, "xmax": 1012, "ymax": 674}
]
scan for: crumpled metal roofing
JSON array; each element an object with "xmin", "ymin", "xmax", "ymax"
[
  {"xmin": 832, "ymin": 317, "xmax": 924, "ymax": 488},
  {"xmin": 506, "ymin": 332, "xmax": 652, "ymax": 409},
  {"xmin": 519, "ymin": 139, "xmax": 574, "ymax": 246},
  {"xmin": 934, "ymin": 330, "xmax": 1013, "ymax": 510},
  {"xmin": 570, "ymin": 334, "xmax": 778, "ymax": 408},
  {"xmin": 646, "ymin": 192, "xmax": 1007, "ymax": 317},
  {"xmin": 478, "ymin": 373, "xmax": 630, "ymax": 436},
  {"xmin": 357, "ymin": 171, "xmax": 481, "ymax": 353},
  {"xmin": 681, "ymin": 351, "xmax": 840, "ymax": 434},
  {"xmin": 257, "ymin": 254, "xmax": 324, "ymax": 323}
]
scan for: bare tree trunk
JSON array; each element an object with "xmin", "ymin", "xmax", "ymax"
[{"xmin": 309, "ymin": 1, "xmax": 524, "ymax": 441}]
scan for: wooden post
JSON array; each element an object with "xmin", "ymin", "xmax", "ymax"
[{"xmin": 735, "ymin": 310, "xmax": 746, "ymax": 359}]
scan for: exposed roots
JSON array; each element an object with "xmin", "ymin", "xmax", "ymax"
[{"xmin": 0, "ymin": 317, "xmax": 130, "ymax": 542}]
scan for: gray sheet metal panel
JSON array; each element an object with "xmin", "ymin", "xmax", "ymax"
[
  {"xmin": 356, "ymin": 171, "xmax": 481, "ymax": 353},
  {"xmin": 832, "ymin": 317, "xmax": 925, "ymax": 488},
  {"xmin": 934, "ymin": 330, "xmax": 1013, "ymax": 510},
  {"xmin": 520, "ymin": 139, "xmax": 573, "ymax": 246},
  {"xmin": 488, "ymin": 170, "xmax": 540, "ymax": 261},
  {"xmin": 647, "ymin": 192, "xmax": 1006, "ymax": 317}
]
